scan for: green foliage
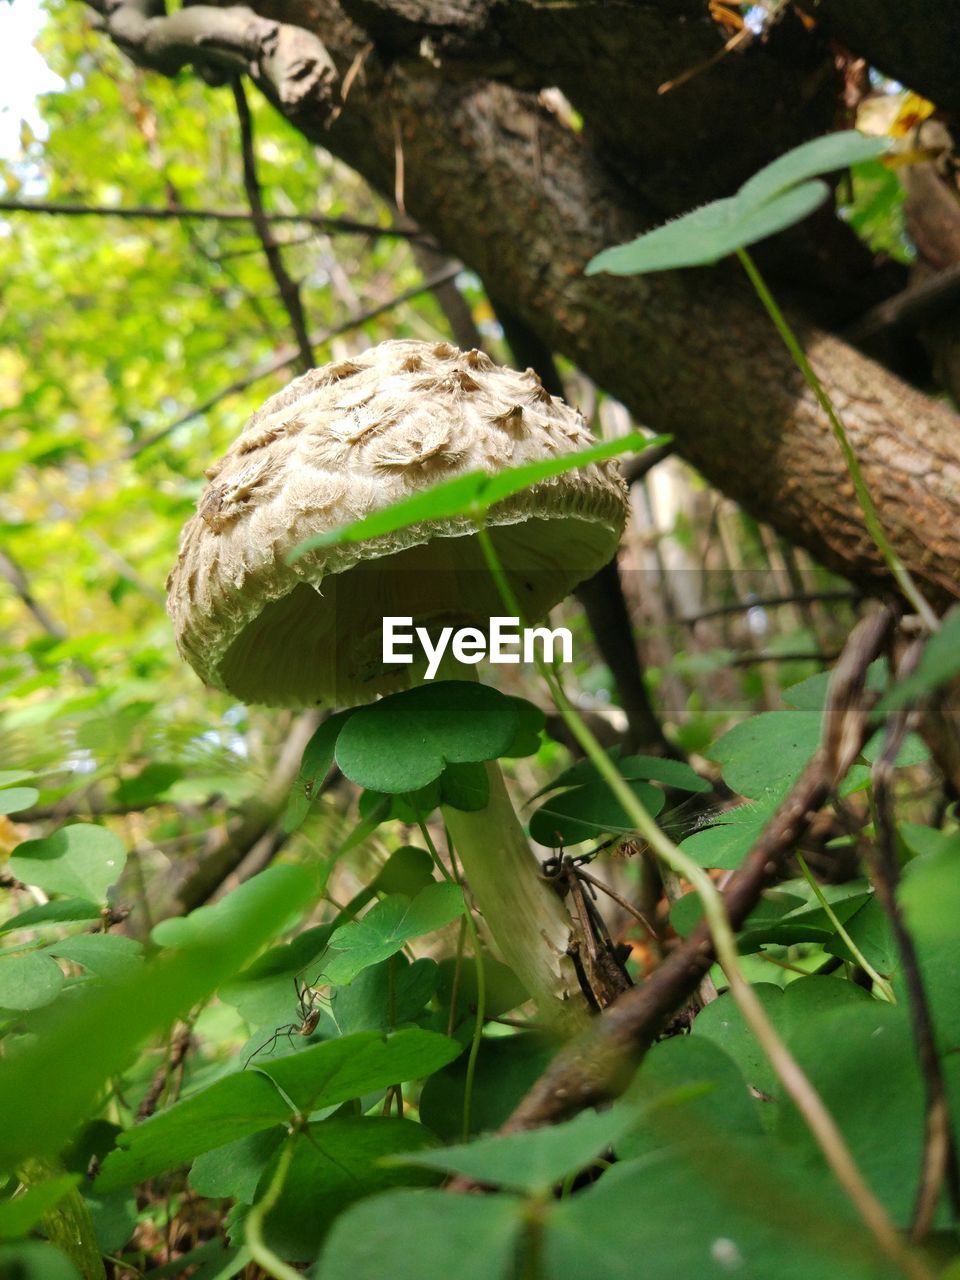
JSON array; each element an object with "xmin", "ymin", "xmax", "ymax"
[{"xmin": 587, "ymin": 131, "xmax": 887, "ymax": 275}]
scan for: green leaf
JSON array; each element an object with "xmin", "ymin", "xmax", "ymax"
[
  {"xmin": 259, "ymin": 1119, "xmax": 440, "ymax": 1259},
  {"xmin": 314, "ymin": 1190, "xmax": 523, "ymax": 1280},
  {"xmin": 45, "ymin": 934, "xmax": 144, "ymax": 980},
  {"xmin": 0, "ymin": 899, "xmax": 101, "ymax": 936},
  {"xmin": 8, "ymin": 825, "xmax": 126, "ymax": 903},
  {"xmin": 587, "ymin": 184, "xmax": 830, "ymax": 275},
  {"xmin": 150, "ymin": 864, "xmax": 318, "ymax": 951},
  {"xmin": 708, "ymin": 711, "xmax": 821, "ymax": 800},
  {"xmin": 334, "ymin": 955, "xmax": 439, "ymax": 1035},
  {"xmin": 544, "ymin": 1140, "xmax": 900, "ymax": 1280},
  {"xmin": 501, "ymin": 697, "xmax": 546, "ymax": 758},
  {"xmin": 860, "ymin": 729, "xmax": 929, "ymax": 767},
  {"xmin": 288, "ymin": 432, "xmax": 663, "ymax": 559},
  {"xmin": 0, "ymin": 865, "xmax": 317, "ymax": 1172},
  {"xmin": 587, "ymin": 132, "xmax": 887, "ymax": 278},
  {"xmin": 394, "ymin": 1105, "xmax": 639, "ymax": 1194},
  {"xmin": 0, "ymin": 1176, "xmax": 79, "ymax": 1239},
  {"xmin": 737, "ymin": 130, "xmax": 889, "ymax": 209},
  {"xmin": 678, "ymin": 800, "xmax": 776, "ymax": 871},
  {"xmin": 529, "ymin": 777, "xmax": 664, "ymax": 847},
  {"xmin": 113, "ymin": 762, "xmax": 182, "ymax": 808},
  {"xmin": 420, "ymin": 1034, "xmax": 554, "ymax": 1140},
  {"xmin": 438, "ymin": 760, "xmax": 489, "ymax": 811},
  {"xmin": 0, "ymin": 786, "xmax": 39, "ymax": 815},
  {"xmin": 98, "ymin": 1030, "xmax": 459, "ymax": 1190},
  {"xmin": 335, "ymin": 682, "xmax": 519, "ymax": 794},
  {"xmin": 0, "ymin": 951, "xmax": 65, "ymax": 1010},
  {"xmin": 189, "ymin": 1129, "xmax": 285, "ymax": 1203},
  {"xmin": 532, "ymin": 750, "xmax": 709, "ymax": 800},
  {"xmin": 321, "ymin": 885, "xmax": 465, "ymax": 986},
  {"xmin": 0, "ymin": 1242, "xmax": 81, "ymax": 1280},
  {"xmin": 283, "ymin": 711, "xmax": 355, "ymax": 834}
]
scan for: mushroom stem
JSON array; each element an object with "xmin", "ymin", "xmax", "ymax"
[{"xmin": 442, "ymin": 760, "xmax": 591, "ymax": 1034}]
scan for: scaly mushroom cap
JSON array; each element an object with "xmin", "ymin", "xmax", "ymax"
[{"xmin": 167, "ymin": 339, "xmax": 628, "ymax": 707}]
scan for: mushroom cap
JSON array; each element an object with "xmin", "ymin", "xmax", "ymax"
[{"xmin": 167, "ymin": 339, "xmax": 627, "ymax": 708}]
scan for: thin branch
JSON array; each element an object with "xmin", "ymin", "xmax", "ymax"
[
  {"xmin": 682, "ymin": 589, "xmax": 861, "ymax": 624},
  {"xmin": 125, "ymin": 264, "xmax": 462, "ymax": 457},
  {"xmin": 869, "ymin": 641, "xmax": 960, "ymax": 1238},
  {"xmin": 484, "ymin": 608, "xmax": 896, "ymax": 1137},
  {"xmin": 232, "ymin": 77, "xmax": 313, "ymax": 372},
  {"xmin": 621, "ymin": 441, "xmax": 674, "ymax": 485},
  {"xmin": 846, "ymin": 262, "xmax": 960, "ymax": 346},
  {"xmin": 0, "ymin": 199, "xmax": 425, "ymax": 242},
  {"xmin": 0, "ymin": 549, "xmax": 96, "ymax": 686}
]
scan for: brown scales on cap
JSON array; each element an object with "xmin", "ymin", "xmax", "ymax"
[{"xmin": 167, "ymin": 339, "xmax": 627, "ymax": 709}]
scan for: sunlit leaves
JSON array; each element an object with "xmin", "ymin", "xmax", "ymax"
[{"xmin": 8, "ymin": 824, "xmax": 125, "ymax": 903}]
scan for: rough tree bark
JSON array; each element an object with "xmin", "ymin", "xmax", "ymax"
[{"xmin": 87, "ymin": 0, "xmax": 960, "ymax": 606}]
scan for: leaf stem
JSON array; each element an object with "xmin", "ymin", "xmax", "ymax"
[
  {"xmin": 796, "ymin": 855, "xmax": 895, "ymax": 1002},
  {"xmin": 735, "ymin": 247, "xmax": 938, "ymax": 632},
  {"xmin": 245, "ymin": 1134, "xmax": 302, "ymax": 1280}
]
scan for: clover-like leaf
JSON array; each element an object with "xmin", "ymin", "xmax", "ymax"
[
  {"xmin": 335, "ymin": 682, "xmax": 519, "ymax": 794},
  {"xmin": 9, "ymin": 824, "xmax": 126, "ymax": 903}
]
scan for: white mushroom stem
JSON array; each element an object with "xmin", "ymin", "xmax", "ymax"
[{"xmin": 442, "ymin": 760, "xmax": 591, "ymax": 1034}]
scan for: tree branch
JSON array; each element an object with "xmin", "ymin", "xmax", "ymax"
[
  {"xmin": 88, "ymin": 0, "xmax": 339, "ymax": 116},
  {"xmin": 232, "ymin": 77, "xmax": 314, "ymax": 371},
  {"xmin": 0, "ymin": 198, "xmax": 425, "ymax": 240},
  {"xmin": 0, "ymin": 550, "xmax": 96, "ymax": 686},
  {"xmin": 126, "ymin": 263, "xmax": 461, "ymax": 457}
]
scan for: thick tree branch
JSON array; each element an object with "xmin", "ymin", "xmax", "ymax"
[{"xmin": 89, "ymin": 0, "xmax": 339, "ymax": 115}]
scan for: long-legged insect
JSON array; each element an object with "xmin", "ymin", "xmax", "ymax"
[{"xmin": 243, "ymin": 974, "xmax": 333, "ymax": 1067}]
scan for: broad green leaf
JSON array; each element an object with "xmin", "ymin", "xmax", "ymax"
[
  {"xmin": 45, "ymin": 934, "xmax": 144, "ymax": 980},
  {"xmin": 112, "ymin": 762, "xmax": 182, "ymax": 808},
  {"xmin": 0, "ymin": 1176, "xmax": 79, "ymax": 1239},
  {"xmin": 529, "ymin": 777, "xmax": 664, "ymax": 847},
  {"xmin": 0, "ymin": 1242, "xmax": 81, "ymax": 1280},
  {"xmin": 708, "ymin": 711, "xmax": 821, "ymax": 799},
  {"xmin": 860, "ymin": 729, "xmax": 929, "ymax": 766},
  {"xmin": 434, "ymin": 953, "xmax": 528, "ymax": 1036},
  {"xmin": 0, "ymin": 951, "xmax": 65, "ymax": 1010},
  {"xmin": 0, "ymin": 771, "xmax": 36, "ymax": 788},
  {"xmin": 150, "ymin": 864, "xmax": 318, "ymax": 950},
  {"xmin": 0, "ymin": 786, "xmax": 39, "ymax": 815},
  {"xmin": 321, "ymin": 885, "xmax": 465, "ymax": 986},
  {"xmin": 0, "ymin": 864, "xmax": 317, "ymax": 1172},
  {"xmin": 393, "ymin": 1105, "xmax": 639, "ymax": 1193},
  {"xmin": 617, "ymin": 1035, "xmax": 762, "ymax": 1161},
  {"xmin": 500, "ymin": 696, "xmax": 546, "ymax": 758},
  {"xmin": 532, "ymin": 750, "xmax": 709, "ymax": 801},
  {"xmin": 189, "ymin": 1129, "xmax": 285, "ymax": 1204},
  {"xmin": 737, "ymin": 131, "xmax": 888, "ymax": 209},
  {"xmin": 9, "ymin": 825, "xmax": 126, "ymax": 903},
  {"xmin": 283, "ymin": 711, "xmax": 355, "ymax": 833},
  {"xmin": 438, "ymin": 760, "xmax": 489, "ymax": 811},
  {"xmin": 288, "ymin": 432, "xmax": 662, "ymax": 558},
  {"xmin": 420, "ymin": 1034, "xmax": 554, "ymax": 1141},
  {"xmin": 259, "ymin": 1118, "xmax": 439, "ymax": 1259},
  {"xmin": 314, "ymin": 1190, "xmax": 523, "ymax": 1280},
  {"xmin": 334, "ymin": 955, "xmax": 439, "ymax": 1035},
  {"xmin": 678, "ymin": 801, "xmax": 774, "ymax": 870},
  {"xmin": 587, "ymin": 183, "xmax": 829, "ymax": 275},
  {"xmin": 98, "ymin": 1029, "xmax": 459, "ymax": 1190},
  {"xmin": 545, "ymin": 1140, "xmax": 901, "ymax": 1280},
  {"xmin": 0, "ymin": 899, "xmax": 101, "ymax": 935},
  {"xmin": 219, "ymin": 924, "xmax": 335, "ymax": 1028},
  {"xmin": 335, "ymin": 682, "xmax": 518, "ymax": 794}
]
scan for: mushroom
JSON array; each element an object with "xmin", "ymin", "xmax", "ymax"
[{"xmin": 167, "ymin": 339, "xmax": 628, "ymax": 1029}]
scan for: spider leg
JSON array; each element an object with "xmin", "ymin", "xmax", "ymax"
[{"xmin": 244, "ymin": 1023, "xmax": 296, "ymax": 1068}]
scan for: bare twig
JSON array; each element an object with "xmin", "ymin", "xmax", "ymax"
[
  {"xmin": 137, "ymin": 1023, "xmax": 193, "ymax": 1121},
  {"xmin": 0, "ymin": 198, "xmax": 424, "ymax": 241},
  {"xmin": 621, "ymin": 441, "xmax": 674, "ymax": 485},
  {"xmin": 869, "ymin": 641, "xmax": 960, "ymax": 1238},
  {"xmin": 0, "ymin": 549, "xmax": 96, "ymax": 686},
  {"xmin": 846, "ymin": 262, "xmax": 960, "ymax": 346},
  {"xmin": 232, "ymin": 78, "xmax": 314, "ymax": 373},
  {"xmin": 682, "ymin": 589, "xmax": 860, "ymax": 624},
  {"xmin": 126, "ymin": 264, "xmax": 462, "ymax": 457}
]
